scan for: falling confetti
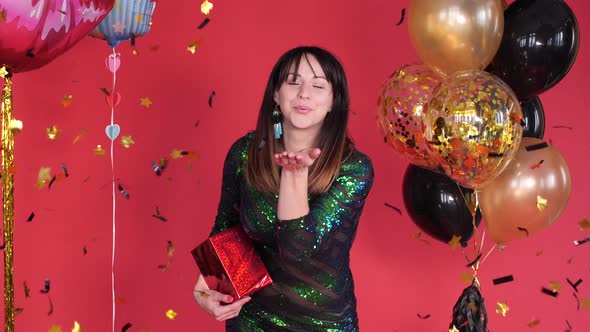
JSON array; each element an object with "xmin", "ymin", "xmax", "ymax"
[
  {"xmin": 582, "ymin": 298, "xmax": 590, "ymax": 309},
  {"xmin": 448, "ymin": 326, "xmax": 459, "ymax": 332},
  {"xmin": 0, "ymin": 65, "xmax": 8, "ymax": 78},
  {"xmin": 517, "ymin": 227, "xmax": 529, "ymax": 237},
  {"xmin": 208, "ymin": 91, "xmax": 216, "ymax": 107},
  {"xmin": 40, "ymin": 279, "xmax": 51, "ymax": 294},
  {"xmin": 201, "ymin": 0, "xmax": 213, "ymax": 15},
  {"xmin": 48, "ymin": 295, "xmax": 54, "ymax": 315},
  {"xmin": 72, "ymin": 128, "xmax": 89, "ymax": 144},
  {"xmin": 47, "ymin": 125, "xmax": 61, "ymax": 140},
  {"xmin": 94, "ymin": 145, "xmax": 106, "ymax": 156},
  {"xmin": 120, "ymin": 135, "xmax": 135, "ymax": 148},
  {"xmin": 384, "ymin": 202, "xmax": 402, "ymax": 215},
  {"xmin": 152, "ymin": 206, "xmax": 167, "ymax": 222},
  {"xmin": 496, "ymin": 302, "xmax": 509, "ymax": 317},
  {"xmin": 396, "ymin": 8, "xmax": 406, "ymax": 26},
  {"xmin": 118, "ymin": 184, "xmax": 130, "ymax": 200},
  {"xmin": 578, "ymin": 218, "xmax": 590, "ymax": 230},
  {"xmin": 165, "ymin": 309, "xmax": 178, "ymax": 320},
  {"xmin": 465, "ymin": 253, "xmax": 482, "ymax": 268},
  {"xmin": 526, "ymin": 142, "xmax": 548, "ymax": 151},
  {"xmin": 26, "ymin": 212, "xmax": 35, "ymax": 222},
  {"xmin": 187, "ymin": 41, "xmax": 201, "ymax": 54},
  {"xmin": 62, "ymin": 95, "xmax": 73, "ymax": 107},
  {"xmin": 448, "ymin": 235, "xmax": 462, "ymax": 249},
  {"xmin": 48, "ymin": 326, "xmax": 63, "ymax": 332},
  {"xmin": 493, "ymin": 275, "xmax": 514, "ymax": 285},
  {"xmin": 72, "ymin": 321, "xmax": 83, "ymax": 332},
  {"xmin": 417, "ymin": 313, "xmax": 430, "ymax": 319},
  {"xmin": 573, "ymin": 237, "xmax": 590, "ymax": 246},
  {"xmin": 548, "ymin": 282, "xmax": 561, "ymax": 292},
  {"xmin": 566, "ymin": 278, "xmax": 582, "ymax": 292},
  {"xmin": 460, "ymin": 272, "xmax": 474, "ymax": 283},
  {"xmin": 140, "ymin": 97, "xmax": 152, "ymax": 108},
  {"xmin": 198, "ymin": 17, "xmax": 210, "ymax": 29},
  {"xmin": 122, "ymin": 323, "xmax": 133, "ymax": 332},
  {"xmin": 541, "ymin": 287, "xmax": 558, "ymax": 297},
  {"xmin": 83, "ymin": 245, "xmax": 87, "ymax": 256},
  {"xmin": 24, "ymin": 281, "xmax": 30, "ymax": 297},
  {"xmin": 36, "ymin": 167, "xmax": 52, "ymax": 189},
  {"xmin": 170, "ymin": 149, "xmax": 185, "ymax": 159},
  {"xmin": 528, "ymin": 319, "xmax": 540, "ymax": 327}
]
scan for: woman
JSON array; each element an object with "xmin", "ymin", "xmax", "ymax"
[{"xmin": 194, "ymin": 46, "xmax": 374, "ymax": 331}]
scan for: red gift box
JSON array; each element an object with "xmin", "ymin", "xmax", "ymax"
[{"xmin": 191, "ymin": 225, "xmax": 273, "ymax": 299}]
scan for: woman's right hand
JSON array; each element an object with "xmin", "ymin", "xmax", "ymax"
[{"xmin": 193, "ymin": 274, "xmax": 251, "ymax": 321}]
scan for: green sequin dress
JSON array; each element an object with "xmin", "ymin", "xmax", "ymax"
[{"xmin": 210, "ymin": 132, "xmax": 374, "ymax": 332}]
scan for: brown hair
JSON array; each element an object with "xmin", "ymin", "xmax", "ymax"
[{"xmin": 245, "ymin": 46, "xmax": 353, "ymax": 195}]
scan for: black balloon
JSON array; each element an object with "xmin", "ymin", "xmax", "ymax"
[
  {"xmin": 489, "ymin": 0, "xmax": 579, "ymax": 99},
  {"xmin": 520, "ymin": 96, "xmax": 545, "ymax": 139},
  {"xmin": 402, "ymin": 165, "xmax": 481, "ymax": 247}
]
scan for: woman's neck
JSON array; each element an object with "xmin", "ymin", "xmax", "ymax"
[{"xmin": 282, "ymin": 129, "xmax": 319, "ymax": 153}]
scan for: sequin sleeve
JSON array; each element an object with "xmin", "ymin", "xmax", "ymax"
[
  {"xmin": 209, "ymin": 135, "xmax": 250, "ymax": 236},
  {"xmin": 275, "ymin": 151, "xmax": 374, "ymax": 261}
]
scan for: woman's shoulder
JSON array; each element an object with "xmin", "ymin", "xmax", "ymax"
[{"xmin": 227, "ymin": 131, "xmax": 255, "ymax": 156}]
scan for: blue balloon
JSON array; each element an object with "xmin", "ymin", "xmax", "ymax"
[{"xmin": 90, "ymin": 0, "xmax": 156, "ymax": 48}]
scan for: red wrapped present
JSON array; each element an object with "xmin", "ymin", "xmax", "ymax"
[{"xmin": 191, "ymin": 225, "xmax": 273, "ymax": 299}]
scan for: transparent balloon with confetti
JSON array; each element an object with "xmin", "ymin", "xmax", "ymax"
[
  {"xmin": 422, "ymin": 70, "xmax": 523, "ymax": 189},
  {"xmin": 377, "ymin": 64, "xmax": 444, "ymax": 170}
]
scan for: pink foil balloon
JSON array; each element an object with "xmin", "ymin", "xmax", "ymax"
[{"xmin": 0, "ymin": 0, "xmax": 115, "ymax": 73}]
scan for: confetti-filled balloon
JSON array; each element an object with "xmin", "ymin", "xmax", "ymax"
[
  {"xmin": 423, "ymin": 70, "xmax": 523, "ymax": 189},
  {"xmin": 89, "ymin": 0, "xmax": 156, "ymax": 48},
  {"xmin": 377, "ymin": 64, "xmax": 444, "ymax": 170},
  {"xmin": 0, "ymin": 0, "xmax": 115, "ymax": 73}
]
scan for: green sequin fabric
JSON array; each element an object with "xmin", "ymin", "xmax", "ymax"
[{"xmin": 211, "ymin": 132, "xmax": 374, "ymax": 332}]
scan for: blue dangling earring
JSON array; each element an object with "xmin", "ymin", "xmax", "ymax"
[{"xmin": 272, "ymin": 104, "xmax": 283, "ymax": 140}]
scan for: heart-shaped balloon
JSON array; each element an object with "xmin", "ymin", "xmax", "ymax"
[
  {"xmin": 106, "ymin": 92, "xmax": 122, "ymax": 108},
  {"xmin": 105, "ymin": 124, "xmax": 121, "ymax": 141},
  {"xmin": 0, "ymin": 0, "xmax": 116, "ymax": 74},
  {"xmin": 106, "ymin": 53, "xmax": 121, "ymax": 73}
]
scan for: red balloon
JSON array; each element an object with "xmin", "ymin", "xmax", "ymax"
[{"xmin": 0, "ymin": 0, "xmax": 115, "ymax": 73}]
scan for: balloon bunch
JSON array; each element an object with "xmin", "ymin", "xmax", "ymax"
[
  {"xmin": 0, "ymin": 1, "xmax": 115, "ymax": 330},
  {"xmin": 377, "ymin": 1, "xmax": 578, "ymax": 330}
]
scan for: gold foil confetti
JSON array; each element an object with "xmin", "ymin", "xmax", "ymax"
[
  {"xmin": 62, "ymin": 95, "xmax": 73, "ymax": 107},
  {"xmin": 187, "ymin": 41, "xmax": 201, "ymax": 54},
  {"xmin": 496, "ymin": 302, "xmax": 509, "ymax": 317},
  {"xmin": 149, "ymin": 44, "xmax": 160, "ymax": 52},
  {"xmin": 537, "ymin": 195, "xmax": 548, "ymax": 210},
  {"xmin": 36, "ymin": 167, "xmax": 52, "ymax": 189},
  {"xmin": 165, "ymin": 309, "xmax": 178, "ymax": 320},
  {"xmin": 581, "ymin": 298, "xmax": 590, "ymax": 309},
  {"xmin": 578, "ymin": 218, "xmax": 590, "ymax": 230},
  {"xmin": 136, "ymin": 13, "xmax": 143, "ymax": 23},
  {"xmin": 413, "ymin": 231, "xmax": 431, "ymax": 245},
  {"xmin": 528, "ymin": 319, "xmax": 540, "ymax": 327},
  {"xmin": 449, "ymin": 326, "xmax": 459, "ymax": 332},
  {"xmin": 9, "ymin": 119, "xmax": 23, "ymax": 132},
  {"xmin": 548, "ymin": 282, "xmax": 561, "ymax": 292},
  {"xmin": 0, "ymin": 9, "xmax": 7, "ymax": 23},
  {"xmin": 170, "ymin": 149, "xmax": 184, "ymax": 159},
  {"xmin": 0, "ymin": 65, "xmax": 9, "ymax": 78},
  {"xmin": 201, "ymin": 0, "xmax": 213, "ymax": 15},
  {"xmin": 48, "ymin": 326, "xmax": 63, "ymax": 332},
  {"xmin": 115, "ymin": 296, "xmax": 127, "ymax": 304},
  {"xmin": 94, "ymin": 145, "xmax": 106, "ymax": 156},
  {"xmin": 448, "ymin": 235, "xmax": 462, "ymax": 249},
  {"xmin": 140, "ymin": 97, "xmax": 152, "ymax": 108},
  {"xmin": 47, "ymin": 125, "xmax": 60, "ymax": 140},
  {"xmin": 72, "ymin": 321, "xmax": 83, "ymax": 332},
  {"xmin": 120, "ymin": 135, "xmax": 135, "ymax": 148},
  {"xmin": 460, "ymin": 272, "xmax": 473, "ymax": 283},
  {"xmin": 72, "ymin": 128, "xmax": 88, "ymax": 144}
]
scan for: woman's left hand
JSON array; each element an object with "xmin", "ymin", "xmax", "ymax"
[{"xmin": 273, "ymin": 148, "xmax": 321, "ymax": 172}]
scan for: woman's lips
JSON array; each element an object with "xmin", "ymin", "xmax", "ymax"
[{"xmin": 294, "ymin": 105, "xmax": 311, "ymax": 113}]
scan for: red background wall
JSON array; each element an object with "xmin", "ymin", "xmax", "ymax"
[{"xmin": 2, "ymin": 0, "xmax": 589, "ymax": 331}]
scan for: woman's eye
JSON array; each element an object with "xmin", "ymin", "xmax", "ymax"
[
  {"xmin": 287, "ymin": 82, "xmax": 300, "ymax": 86},
  {"xmin": 313, "ymin": 85, "xmax": 325, "ymax": 89}
]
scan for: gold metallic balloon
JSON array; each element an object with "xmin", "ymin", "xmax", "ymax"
[
  {"xmin": 377, "ymin": 64, "xmax": 444, "ymax": 170},
  {"xmin": 479, "ymin": 138, "xmax": 571, "ymax": 244},
  {"xmin": 422, "ymin": 70, "xmax": 523, "ymax": 189},
  {"xmin": 408, "ymin": 0, "xmax": 504, "ymax": 74}
]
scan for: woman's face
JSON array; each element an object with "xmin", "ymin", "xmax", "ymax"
[{"xmin": 273, "ymin": 54, "xmax": 333, "ymax": 137}]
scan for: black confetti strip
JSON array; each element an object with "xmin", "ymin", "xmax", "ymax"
[
  {"xmin": 565, "ymin": 319, "xmax": 572, "ymax": 332},
  {"xmin": 118, "ymin": 184, "xmax": 130, "ymax": 200},
  {"xmin": 198, "ymin": 17, "xmax": 210, "ymax": 29},
  {"xmin": 208, "ymin": 91, "xmax": 216, "ymax": 107},
  {"xmin": 566, "ymin": 278, "xmax": 582, "ymax": 292},
  {"xmin": 417, "ymin": 313, "xmax": 431, "ymax": 319},
  {"xmin": 395, "ymin": 8, "xmax": 406, "ymax": 26},
  {"xmin": 122, "ymin": 322, "xmax": 133, "ymax": 332},
  {"xmin": 26, "ymin": 212, "xmax": 35, "ymax": 222},
  {"xmin": 492, "ymin": 275, "xmax": 514, "ymax": 285},
  {"xmin": 24, "ymin": 281, "xmax": 30, "ymax": 298},
  {"xmin": 552, "ymin": 125, "xmax": 573, "ymax": 130},
  {"xmin": 384, "ymin": 202, "xmax": 402, "ymax": 215},
  {"xmin": 47, "ymin": 295, "xmax": 53, "ymax": 315},
  {"xmin": 541, "ymin": 287, "xmax": 558, "ymax": 297},
  {"xmin": 466, "ymin": 253, "xmax": 482, "ymax": 268},
  {"xmin": 40, "ymin": 279, "xmax": 50, "ymax": 294},
  {"xmin": 573, "ymin": 237, "xmax": 590, "ymax": 246},
  {"xmin": 152, "ymin": 206, "xmax": 167, "ymax": 222},
  {"xmin": 574, "ymin": 292, "xmax": 580, "ymax": 311},
  {"xmin": 48, "ymin": 175, "xmax": 57, "ymax": 189},
  {"xmin": 61, "ymin": 163, "xmax": 69, "ymax": 177},
  {"xmin": 151, "ymin": 161, "xmax": 162, "ymax": 176},
  {"xmin": 488, "ymin": 152, "xmax": 504, "ymax": 157},
  {"xmin": 100, "ymin": 87, "xmax": 110, "ymax": 96},
  {"xmin": 517, "ymin": 227, "xmax": 529, "ymax": 237},
  {"xmin": 83, "ymin": 245, "xmax": 87, "ymax": 256}
]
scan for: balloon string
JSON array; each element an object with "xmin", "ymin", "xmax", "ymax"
[{"xmin": 110, "ymin": 47, "xmax": 117, "ymax": 332}]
